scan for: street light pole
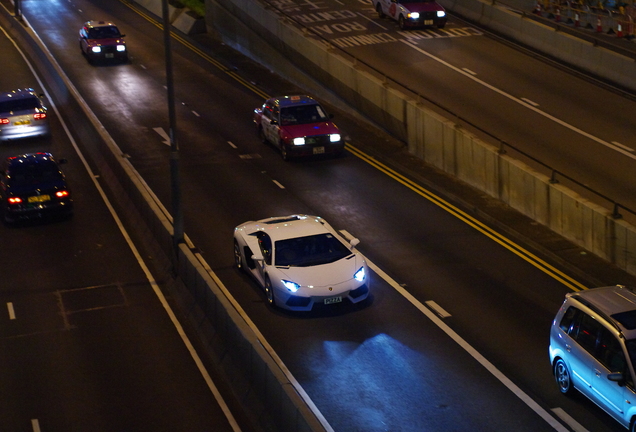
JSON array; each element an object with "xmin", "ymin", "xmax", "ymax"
[{"xmin": 161, "ymin": 0, "xmax": 184, "ymax": 266}]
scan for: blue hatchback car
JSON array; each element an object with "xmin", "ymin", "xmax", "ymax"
[{"xmin": 0, "ymin": 153, "xmax": 73, "ymax": 223}]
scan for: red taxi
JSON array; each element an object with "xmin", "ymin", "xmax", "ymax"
[
  {"xmin": 253, "ymin": 95, "xmax": 344, "ymax": 160},
  {"xmin": 373, "ymin": 0, "xmax": 447, "ymax": 29}
]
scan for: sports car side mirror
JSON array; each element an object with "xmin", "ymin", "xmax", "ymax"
[{"xmin": 350, "ymin": 238, "xmax": 360, "ymax": 249}]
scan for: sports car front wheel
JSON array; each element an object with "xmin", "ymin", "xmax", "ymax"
[
  {"xmin": 234, "ymin": 240, "xmax": 244, "ymax": 271},
  {"xmin": 264, "ymin": 276, "xmax": 276, "ymax": 306}
]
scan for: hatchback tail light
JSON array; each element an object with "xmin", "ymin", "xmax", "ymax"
[
  {"xmin": 33, "ymin": 113, "xmax": 47, "ymax": 120},
  {"xmin": 55, "ymin": 190, "xmax": 70, "ymax": 198},
  {"xmin": 8, "ymin": 197, "xmax": 22, "ymax": 204},
  {"xmin": 0, "ymin": 118, "xmax": 9, "ymax": 124}
]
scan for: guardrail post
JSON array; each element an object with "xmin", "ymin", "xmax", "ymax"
[
  {"xmin": 549, "ymin": 170, "xmax": 559, "ymax": 184},
  {"xmin": 612, "ymin": 203, "xmax": 623, "ymax": 219}
]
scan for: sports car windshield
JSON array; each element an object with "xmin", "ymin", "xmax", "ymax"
[
  {"xmin": 275, "ymin": 233, "xmax": 351, "ymax": 267},
  {"xmin": 280, "ymin": 104, "xmax": 329, "ymax": 126}
]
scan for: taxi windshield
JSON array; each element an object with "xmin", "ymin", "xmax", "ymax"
[
  {"xmin": 88, "ymin": 26, "xmax": 121, "ymax": 39},
  {"xmin": 280, "ymin": 104, "xmax": 328, "ymax": 126}
]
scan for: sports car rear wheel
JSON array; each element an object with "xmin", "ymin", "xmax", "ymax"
[
  {"xmin": 234, "ymin": 240, "xmax": 244, "ymax": 271},
  {"xmin": 376, "ymin": 3, "xmax": 385, "ymax": 18},
  {"xmin": 264, "ymin": 276, "xmax": 276, "ymax": 306}
]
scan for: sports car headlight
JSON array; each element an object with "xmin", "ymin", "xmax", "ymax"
[
  {"xmin": 354, "ymin": 267, "xmax": 366, "ymax": 282},
  {"xmin": 117, "ymin": 44, "xmax": 126, "ymax": 52},
  {"xmin": 437, "ymin": 11, "xmax": 446, "ymax": 17},
  {"xmin": 282, "ymin": 280, "xmax": 300, "ymax": 292},
  {"xmin": 293, "ymin": 137, "xmax": 306, "ymax": 146},
  {"xmin": 329, "ymin": 134, "xmax": 341, "ymax": 142},
  {"xmin": 408, "ymin": 12, "xmax": 420, "ymax": 19},
  {"xmin": 91, "ymin": 46, "xmax": 102, "ymax": 53}
]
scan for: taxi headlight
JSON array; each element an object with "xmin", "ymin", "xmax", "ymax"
[
  {"xmin": 437, "ymin": 11, "xmax": 446, "ymax": 17},
  {"xmin": 408, "ymin": 12, "xmax": 420, "ymax": 19},
  {"xmin": 117, "ymin": 44, "xmax": 126, "ymax": 52},
  {"xmin": 329, "ymin": 134, "xmax": 341, "ymax": 143},
  {"xmin": 91, "ymin": 46, "xmax": 102, "ymax": 53},
  {"xmin": 293, "ymin": 137, "xmax": 305, "ymax": 146}
]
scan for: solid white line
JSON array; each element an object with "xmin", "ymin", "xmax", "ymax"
[
  {"xmin": 272, "ymin": 179, "xmax": 285, "ymax": 189},
  {"xmin": 12, "ymin": 19, "xmax": 242, "ymax": 431},
  {"xmin": 339, "ymin": 229, "xmax": 568, "ymax": 431},
  {"xmin": 402, "ymin": 40, "xmax": 635, "ymax": 161},
  {"xmin": 7, "ymin": 302, "xmax": 15, "ymax": 320},
  {"xmin": 31, "ymin": 419, "xmax": 41, "ymax": 432},
  {"xmin": 612, "ymin": 141, "xmax": 634, "ymax": 152},
  {"xmin": 551, "ymin": 408, "xmax": 590, "ymax": 432},
  {"xmin": 521, "ymin": 97, "xmax": 539, "ymax": 107},
  {"xmin": 462, "ymin": 67, "xmax": 477, "ymax": 75},
  {"xmin": 425, "ymin": 300, "xmax": 451, "ymax": 318}
]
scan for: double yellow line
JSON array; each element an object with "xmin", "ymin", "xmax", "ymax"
[{"xmin": 122, "ymin": 0, "xmax": 587, "ymax": 293}]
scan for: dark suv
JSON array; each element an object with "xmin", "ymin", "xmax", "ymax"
[{"xmin": 0, "ymin": 89, "xmax": 50, "ymax": 141}]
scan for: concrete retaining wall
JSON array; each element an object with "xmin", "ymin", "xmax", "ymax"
[
  {"xmin": 0, "ymin": 5, "xmax": 327, "ymax": 432},
  {"xmin": 205, "ymin": 0, "xmax": 636, "ymax": 276}
]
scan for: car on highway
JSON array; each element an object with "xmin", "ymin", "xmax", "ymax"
[
  {"xmin": 234, "ymin": 215, "xmax": 369, "ymax": 311},
  {"xmin": 549, "ymin": 285, "xmax": 636, "ymax": 432},
  {"xmin": 0, "ymin": 89, "xmax": 50, "ymax": 141},
  {"xmin": 373, "ymin": 0, "xmax": 447, "ymax": 29},
  {"xmin": 79, "ymin": 20, "xmax": 128, "ymax": 63},
  {"xmin": 0, "ymin": 152, "xmax": 73, "ymax": 223},
  {"xmin": 253, "ymin": 95, "xmax": 344, "ymax": 160}
]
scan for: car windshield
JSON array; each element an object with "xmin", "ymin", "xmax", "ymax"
[
  {"xmin": 0, "ymin": 97, "xmax": 40, "ymax": 114},
  {"xmin": 275, "ymin": 233, "xmax": 351, "ymax": 267},
  {"xmin": 88, "ymin": 26, "xmax": 121, "ymax": 39},
  {"xmin": 280, "ymin": 104, "xmax": 329, "ymax": 126},
  {"xmin": 9, "ymin": 161, "xmax": 63, "ymax": 186}
]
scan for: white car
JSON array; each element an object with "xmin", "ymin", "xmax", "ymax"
[{"xmin": 234, "ymin": 215, "xmax": 370, "ymax": 311}]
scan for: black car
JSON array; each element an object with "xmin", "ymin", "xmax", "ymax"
[{"xmin": 0, "ymin": 152, "xmax": 73, "ymax": 223}]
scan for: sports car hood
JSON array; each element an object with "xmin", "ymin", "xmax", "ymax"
[
  {"xmin": 275, "ymin": 254, "xmax": 363, "ymax": 287},
  {"xmin": 402, "ymin": 1, "xmax": 445, "ymax": 12},
  {"xmin": 281, "ymin": 122, "xmax": 340, "ymax": 138}
]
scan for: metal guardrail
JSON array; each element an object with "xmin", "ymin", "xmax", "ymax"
[{"xmin": 265, "ymin": 0, "xmax": 636, "ymax": 220}]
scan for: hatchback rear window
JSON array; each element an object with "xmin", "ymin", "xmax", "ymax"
[
  {"xmin": 0, "ymin": 97, "xmax": 40, "ymax": 113},
  {"xmin": 9, "ymin": 161, "xmax": 63, "ymax": 186},
  {"xmin": 612, "ymin": 310, "xmax": 636, "ymax": 330}
]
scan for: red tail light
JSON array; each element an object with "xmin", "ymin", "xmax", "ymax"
[
  {"xmin": 55, "ymin": 190, "xmax": 70, "ymax": 198},
  {"xmin": 8, "ymin": 197, "xmax": 22, "ymax": 204},
  {"xmin": 0, "ymin": 118, "xmax": 9, "ymax": 124},
  {"xmin": 34, "ymin": 113, "xmax": 47, "ymax": 120}
]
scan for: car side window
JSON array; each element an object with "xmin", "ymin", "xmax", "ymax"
[
  {"xmin": 559, "ymin": 306, "xmax": 579, "ymax": 333},
  {"xmin": 597, "ymin": 327, "xmax": 627, "ymax": 373},
  {"xmin": 256, "ymin": 232, "xmax": 272, "ymax": 265},
  {"xmin": 574, "ymin": 313, "xmax": 603, "ymax": 355}
]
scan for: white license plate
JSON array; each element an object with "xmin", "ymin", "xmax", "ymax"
[
  {"xmin": 313, "ymin": 146, "xmax": 325, "ymax": 155},
  {"xmin": 324, "ymin": 296, "xmax": 342, "ymax": 305},
  {"xmin": 424, "ymin": 19, "xmax": 433, "ymax": 25},
  {"xmin": 105, "ymin": 53, "xmax": 114, "ymax": 58}
]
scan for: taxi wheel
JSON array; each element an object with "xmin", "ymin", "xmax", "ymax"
[
  {"xmin": 258, "ymin": 127, "xmax": 267, "ymax": 144},
  {"xmin": 376, "ymin": 4, "xmax": 385, "ymax": 18},
  {"xmin": 280, "ymin": 141, "xmax": 290, "ymax": 161},
  {"xmin": 398, "ymin": 15, "xmax": 407, "ymax": 30}
]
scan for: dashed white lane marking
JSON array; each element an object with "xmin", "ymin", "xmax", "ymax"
[
  {"xmin": 425, "ymin": 300, "xmax": 451, "ymax": 318},
  {"xmin": 551, "ymin": 408, "xmax": 590, "ymax": 432},
  {"xmin": 272, "ymin": 180, "xmax": 285, "ymax": 189},
  {"xmin": 228, "ymin": 141, "xmax": 237, "ymax": 149},
  {"xmin": 140, "ymin": 64, "xmax": 147, "ymax": 69},
  {"xmin": 31, "ymin": 419, "xmax": 41, "ymax": 432},
  {"xmin": 339, "ymin": 228, "xmax": 569, "ymax": 432},
  {"xmin": 192, "ymin": 110, "xmax": 200, "ymax": 117},
  {"xmin": 7, "ymin": 302, "xmax": 15, "ymax": 320}
]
